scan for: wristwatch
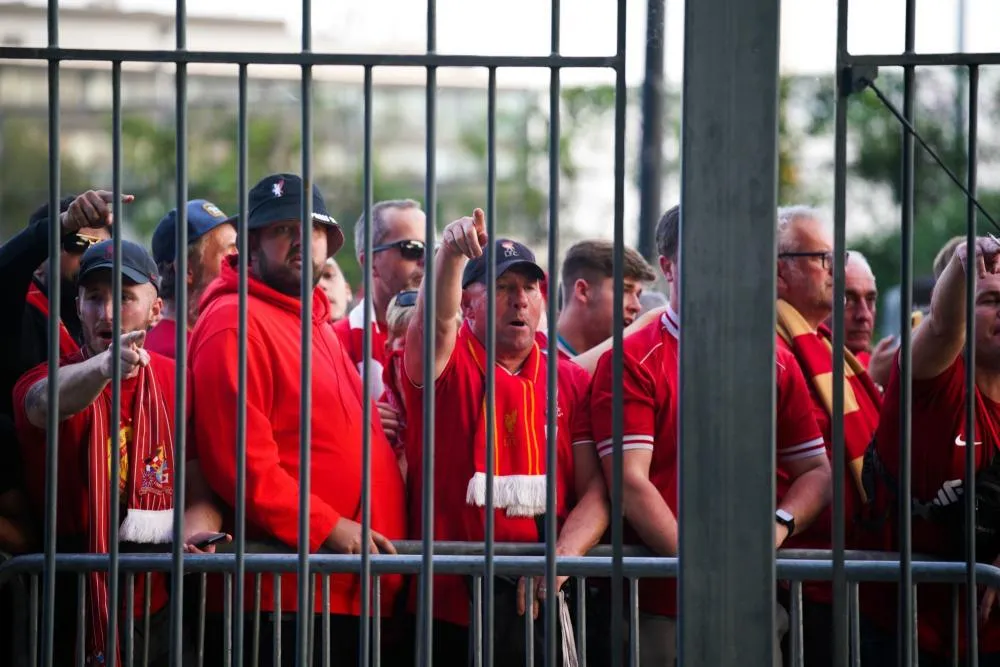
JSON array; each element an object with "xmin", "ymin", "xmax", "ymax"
[{"xmin": 775, "ymin": 509, "xmax": 795, "ymax": 537}]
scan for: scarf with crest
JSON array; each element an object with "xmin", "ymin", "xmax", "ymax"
[
  {"xmin": 78, "ymin": 346, "xmax": 174, "ymax": 665},
  {"xmin": 776, "ymin": 299, "xmax": 881, "ymax": 503},
  {"xmin": 462, "ymin": 324, "xmax": 548, "ymax": 517}
]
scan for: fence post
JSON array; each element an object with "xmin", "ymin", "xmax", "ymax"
[{"xmin": 677, "ymin": 0, "xmax": 781, "ymax": 665}]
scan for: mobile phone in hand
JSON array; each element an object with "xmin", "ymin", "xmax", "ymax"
[{"xmin": 194, "ymin": 532, "xmax": 228, "ymax": 549}]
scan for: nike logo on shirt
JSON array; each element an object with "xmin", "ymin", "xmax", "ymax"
[{"xmin": 955, "ymin": 435, "xmax": 982, "ymax": 447}]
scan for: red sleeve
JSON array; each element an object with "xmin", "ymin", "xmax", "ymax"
[
  {"xmin": 191, "ymin": 327, "xmax": 340, "ymax": 552},
  {"xmin": 566, "ymin": 365, "xmax": 594, "ymax": 447},
  {"xmin": 590, "ymin": 347, "xmax": 656, "ymax": 459},
  {"xmin": 775, "ymin": 352, "xmax": 826, "ymax": 462}
]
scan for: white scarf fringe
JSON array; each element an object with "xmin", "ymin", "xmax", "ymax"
[
  {"xmin": 118, "ymin": 508, "xmax": 174, "ymax": 544},
  {"xmin": 466, "ymin": 472, "xmax": 547, "ymax": 517}
]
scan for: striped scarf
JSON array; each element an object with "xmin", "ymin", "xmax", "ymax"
[
  {"xmin": 25, "ymin": 283, "xmax": 79, "ymax": 356},
  {"xmin": 776, "ymin": 299, "xmax": 881, "ymax": 503},
  {"xmin": 462, "ymin": 323, "xmax": 548, "ymax": 518},
  {"xmin": 82, "ymin": 351, "xmax": 174, "ymax": 665}
]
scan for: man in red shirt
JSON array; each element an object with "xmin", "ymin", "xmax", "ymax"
[
  {"xmin": 13, "ymin": 239, "xmax": 174, "ymax": 667},
  {"xmin": 403, "ymin": 210, "xmax": 604, "ymax": 665},
  {"xmin": 865, "ymin": 236, "xmax": 1000, "ymax": 665},
  {"xmin": 189, "ymin": 173, "xmax": 407, "ymax": 666},
  {"xmin": 540, "ymin": 240, "xmax": 655, "ymax": 359},
  {"xmin": 145, "ymin": 199, "xmax": 237, "ymax": 358},
  {"xmin": 590, "ymin": 205, "xmax": 832, "ymax": 666},
  {"xmin": 773, "ymin": 205, "xmax": 882, "ymax": 665},
  {"xmin": 334, "ymin": 199, "xmax": 425, "ymax": 397}
]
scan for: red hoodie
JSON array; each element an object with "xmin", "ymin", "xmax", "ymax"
[{"xmin": 189, "ymin": 255, "xmax": 406, "ymax": 616}]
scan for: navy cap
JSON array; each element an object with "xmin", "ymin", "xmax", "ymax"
[
  {"xmin": 78, "ymin": 239, "xmax": 161, "ymax": 292},
  {"xmin": 152, "ymin": 199, "xmax": 234, "ymax": 265},
  {"xmin": 246, "ymin": 173, "xmax": 345, "ymax": 256},
  {"xmin": 461, "ymin": 239, "xmax": 545, "ymax": 289}
]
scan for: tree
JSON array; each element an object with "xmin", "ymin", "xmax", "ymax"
[{"xmin": 805, "ymin": 69, "xmax": 1000, "ymax": 303}]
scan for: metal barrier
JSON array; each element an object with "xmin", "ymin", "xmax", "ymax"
[{"xmin": 0, "ymin": 0, "xmax": 997, "ymax": 665}]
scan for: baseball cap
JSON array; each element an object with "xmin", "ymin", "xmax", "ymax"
[
  {"xmin": 461, "ymin": 239, "xmax": 545, "ymax": 289},
  {"xmin": 151, "ymin": 199, "xmax": 234, "ymax": 265},
  {"xmin": 246, "ymin": 173, "xmax": 345, "ymax": 257},
  {"xmin": 78, "ymin": 239, "xmax": 161, "ymax": 292}
]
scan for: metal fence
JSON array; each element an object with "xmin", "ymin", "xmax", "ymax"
[{"xmin": 2, "ymin": 0, "xmax": 1000, "ymax": 665}]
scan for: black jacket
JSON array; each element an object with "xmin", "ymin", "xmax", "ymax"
[{"xmin": 0, "ymin": 196, "xmax": 80, "ymax": 494}]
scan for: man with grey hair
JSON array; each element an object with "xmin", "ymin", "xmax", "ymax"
[
  {"xmin": 333, "ymin": 199, "xmax": 426, "ymax": 406},
  {"xmin": 774, "ymin": 206, "xmax": 882, "ymax": 667}
]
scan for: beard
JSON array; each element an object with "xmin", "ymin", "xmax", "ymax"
[{"xmin": 254, "ymin": 249, "xmax": 322, "ymax": 298}]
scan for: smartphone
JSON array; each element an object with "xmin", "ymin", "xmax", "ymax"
[{"xmin": 194, "ymin": 532, "xmax": 228, "ymax": 549}]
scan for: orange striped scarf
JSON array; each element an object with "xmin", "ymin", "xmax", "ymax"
[
  {"xmin": 776, "ymin": 299, "xmax": 881, "ymax": 502},
  {"xmin": 462, "ymin": 323, "xmax": 548, "ymax": 517}
]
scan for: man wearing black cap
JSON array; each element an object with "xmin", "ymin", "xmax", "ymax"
[
  {"xmin": 12, "ymin": 239, "xmax": 177, "ymax": 667},
  {"xmin": 189, "ymin": 173, "xmax": 407, "ymax": 665},
  {"xmin": 146, "ymin": 199, "xmax": 237, "ymax": 358},
  {"xmin": 402, "ymin": 209, "xmax": 605, "ymax": 665}
]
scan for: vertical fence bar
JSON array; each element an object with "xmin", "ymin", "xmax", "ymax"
[
  {"xmin": 544, "ymin": 2, "xmax": 561, "ymax": 665},
  {"xmin": 575, "ymin": 578, "xmax": 586, "ymax": 667},
  {"xmin": 76, "ymin": 574, "xmax": 86, "ymax": 667},
  {"xmin": 525, "ymin": 577, "xmax": 535, "ymax": 666},
  {"xmin": 373, "ymin": 575, "xmax": 382, "ymax": 667},
  {"xmin": 628, "ymin": 578, "xmax": 639, "ymax": 667},
  {"xmin": 790, "ymin": 581, "xmax": 803, "ymax": 667},
  {"xmin": 107, "ymin": 56, "xmax": 124, "ymax": 667},
  {"xmin": 637, "ymin": 0, "xmax": 665, "ymax": 261},
  {"xmin": 360, "ymin": 63, "xmax": 375, "ymax": 667},
  {"xmin": 898, "ymin": 1, "xmax": 917, "ymax": 664},
  {"xmin": 169, "ymin": 0, "xmax": 189, "ymax": 664},
  {"xmin": 322, "ymin": 574, "xmax": 330, "ymax": 667},
  {"xmin": 417, "ymin": 1, "xmax": 438, "ymax": 664},
  {"xmin": 848, "ymin": 583, "xmax": 860, "ymax": 667},
  {"xmin": 223, "ymin": 575, "xmax": 232, "ymax": 666},
  {"xmin": 297, "ymin": 0, "xmax": 315, "ymax": 663},
  {"xmin": 273, "ymin": 576, "xmax": 281, "ymax": 666},
  {"xmin": 609, "ymin": 0, "xmax": 628, "ymax": 663},
  {"xmin": 963, "ymin": 63, "xmax": 980, "ymax": 666},
  {"xmin": 484, "ymin": 64, "xmax": 497, "ymax": 667},
  {"xmin": 233, "ymin": 61, "xmax": 250, "ymax": 667},
  {"xmin": 41, "ymin": 0, "xmax": 61, "ymax": 661},
  {"xmin": 125, "ymin": 574, "xmax": 134, "ymax": 667},
  {"xmin": 252, "ymin": 574, "xmax": 262, "ymax": 667},
  {"xmin": 196, "ymin": 575, "xmax": 206, "ymax": 666},
  {"xmin": 30, "ymin": 574, "xmax": 38, "ymax": 667},
  {"xmin": 142, "ymin": 575, "xmax": 151, "ymax": 667},
  {"xmin": 831, "ymin": 1, "xmax": 850, "ymax": 661},
  {"xmin": 677, "ymin": 0, "xmax": 780, "ymax": 665}
]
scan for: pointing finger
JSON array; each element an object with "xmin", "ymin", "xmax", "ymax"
[{"xmin": 121, "ymin": 330, "xmax": 146, "ymax": 347}]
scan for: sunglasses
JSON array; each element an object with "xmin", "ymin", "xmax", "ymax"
[
  {"xmin": 372, "ymin": 239, "xmax": 425, "ymax": 261},
  {"xmin": 62, "ymin": 233, "xmax": 103, "ymax": 255},
  {"xmin": 394, "ymin": 290, "xmax": 419, "ymax": 307}
]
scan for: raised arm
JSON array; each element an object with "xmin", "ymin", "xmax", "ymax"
[
  {"xmin": 912, "ymin": 236, "xmax": 1000, "ymax": 380},
  {"xmin": 21, "ymin": 330, "xmax": 149, "ymax": 429},
  {"xmin": 404, "ymin": 208, "xmax": 488, "ymax": 384}
]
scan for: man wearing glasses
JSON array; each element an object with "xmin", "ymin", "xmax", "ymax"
[
  {"xmin": 335, "ymin": 199, "xmax": 426, "ymax": 434},
  {"xmin": 774, "ymin": 205, "xmax": 882, "ymax": 667}
]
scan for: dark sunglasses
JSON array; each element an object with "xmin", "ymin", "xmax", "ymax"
[
  {"xmin": 394, "ymin": 290, "xmax": 419, "ymax": 307},
  {"xmin": 62, "ymin": 233, "xmax": 103, "ymax": 255},
  {"xmin": 372, "ymin": 239, "xmax": 425, "ymax": 261}
]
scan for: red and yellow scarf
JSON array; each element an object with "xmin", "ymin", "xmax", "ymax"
[
  {"xmin": 80, "ymin": 350, "xmax": 174, "ymax": 666},
  {"xmin": 462, "ymin": 324, "xmax": 548, "ymax": 518},
  {"xmin": 776, "ymin": 299, "xmax": 881, "ymax": 502},
  {"xmin": 25, "ymin": 283, "xmax": 79, "ymax": 356}
]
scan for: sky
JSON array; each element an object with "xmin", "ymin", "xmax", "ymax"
[{"xmin": 20, "ymin": 0, "xmax": 1000, "ymax": 85}]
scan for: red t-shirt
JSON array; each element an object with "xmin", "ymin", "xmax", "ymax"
[
  {"xmin": 190, "ymin": 258, "xmax": 406, "ymax": 616},
  {"xmin": 591, "ymin": 312, "xmax": 826, "ymax": 617},
  {"xmin": 872, "ymin": 355, "xmax": 1000, "ymax": 656},
  {"xmin": 402, "ymin": 322, "xmax": 590, "ymax": 627},
  {"xmin": 332, "ymin": 301, "xmax": 389, "ymax": 399},
  {"xmin": 144, "ymin": 317, "xmax": 188, "ymax": 360},
  {"xmin": 12, "ymin": 352, "xmax": 178, "ymax": 620}
]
